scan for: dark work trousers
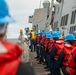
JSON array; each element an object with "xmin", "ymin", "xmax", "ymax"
[
  {"xmin": 61, "ymin": 66, "xmax": 67, "ymax": 75},
  {"xmin": 52, "ymin": 60, "xmax": 61, "ymax": 75},
  {"xmin": 48, "ymin": 59, "xmax": 53, "ymax": 75},
  {"xmin": 40, "ymin": 47, "xmax": 44, "ymax": 62},
  {"xmin": 46, "ymin": 54, "xmax": 51, "ymax": 69},
  {"xmin": 47, "ymin": 59, "xmax": 61, "ymax": 75},
  {"xmin": 48, "ymin": 46, "xmax": 61, "ymax": 75},
  {"xmin": 46, "ymin": 54, "xmax": 55, "ymax": 75},
  {"xmin": 36, "ymin": 45, "xmax": 40, "ymax": 58},
  {"xmin": 30, "ymin": 39, "xmax": 35, "ymax": 52},
  {"xmin": 43, "ymin": 50, "xmax": 47, "ymax": 62}
]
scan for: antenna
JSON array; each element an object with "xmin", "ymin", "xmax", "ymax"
[{"xmin": 39, "ymin": 0, "xmax": 42, "ymax": 8}]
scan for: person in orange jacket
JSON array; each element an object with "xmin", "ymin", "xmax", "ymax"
[
  {"xmin": 44, "ymin": 33, "xmax": 53, "ymax": 71},
  {"xmin": 35, "ymin": 32, "xmax": 41, "ymax": 60},
  {"xmin": 66, "ymin": 47, "xmax": 76, "ymax": 75},
  {"xmin": 57, "ymin": 34, "xmax": 75, "ymax": 75},
  {"xmin": 0, "ymin": 0, "xmax": 35, "ymax": 75},
  {"xmin": 39, "ymin": 32, "xmax": 47, "ymax": 64},
  {"xmin": 48, "ymin": 31, "xmax": 64, "ymax": 75}
]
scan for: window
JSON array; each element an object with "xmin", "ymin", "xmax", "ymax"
[
  {"xmin": 63, "ymin": 15, "xmax": 66, "ymax": 26},
  {"xmin": 71, "ymin": 10, "xmax": 76, "ymax": 24},
  {"xmin": 60, "ymin": 14, "xmax": 69, "ymax": 26},
  {"xmin": 65, "ymin": 14, "xmax": 68, "ymax": 25},
  {"xmin": 70, "ymin": 26, "xmax": 76, "ymax": 33},
  {"xmin": 61, "ymin": 17, "xmax": 63, "ymax": 26}
]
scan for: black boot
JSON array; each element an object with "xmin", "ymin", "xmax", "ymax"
[{"xmin": 35, "ymin": 56, "xmax": 39, "ymax": 59}]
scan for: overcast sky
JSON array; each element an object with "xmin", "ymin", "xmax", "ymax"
[{"xmin": 6, "ymin": 0, "xmax": 56, "ymax": 38}]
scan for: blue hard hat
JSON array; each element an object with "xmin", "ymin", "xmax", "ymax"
[
  {"xmin": 65, "ymin": 34, "xmax": 76, "ymax": 41},
  {"xmin": 40, "ymin": 30, "xmax": 43, "ymax": 34},
  {"xmin": 35, "ymin": 32, "xmax": 39, "ymax": 35},
  {"xmin": 52, "ymin": 31, "xmax": 60, "ymax": 38},
  {"xmin": 42, "ymin": 31, "xmax": 47, "ymax": 36},
  {"xmin": 0, "ymin": 0, "xmax": 15, "ymax": 24},
  {"xmin": 55, "ymin": 30, "xmax": 61, "ymax": 36},
  {"xmin": 46, "ymin": 34, "xmax": 52, "ymax": 39},
  {"xmin": 56, "ymin": 31, "xmax": 61, "ymax": 36}
]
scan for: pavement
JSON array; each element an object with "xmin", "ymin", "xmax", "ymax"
[{"xmin": 31, "ymin": 52, "xmax": 50, "ymax": 75}]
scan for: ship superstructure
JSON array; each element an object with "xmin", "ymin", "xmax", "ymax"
[
  {"xmin": 53, "ymin": 0, "xmax": 76, "ymax": 36},
  {"xmin": 29, "ymin": 0, "xmax": 53, "ymax": 31},
  {"xmin": 29, "ymin": 0, "xmax": 76, "ymax": 36}
]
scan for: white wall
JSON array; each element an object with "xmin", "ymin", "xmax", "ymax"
[
  {"xmin": 61, "ymin": 0, "xmax": 76, "ymax": 35},
  {"xmin": 32, "ymin": 8, "xmax": 51, "ymax": 31}
]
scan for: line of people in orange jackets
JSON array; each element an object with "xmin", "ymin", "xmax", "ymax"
[{"xmin": 34, "ymin": 30, "xmax": 76, "ymax": 75}]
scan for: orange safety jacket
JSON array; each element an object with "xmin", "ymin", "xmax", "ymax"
[
  {"xmin": 0, "ymin": 41, "xmax": 22, "ymax": 75},
  {"xmin": 43, "ymin": 37, "xmax": 48, "ymax": 50},
  {"xmin": 44, "ymin": 39, "xmax": 54, "ymax": 51},
  {"xmin": 48, "ymin": 39, "xmax": 54, "ymax": 52},
  {"xmin": 62, "ymin": 44, "xmax": 74, "ymax": 66},
  {"xmin": 49, "ymin": 41, "xmax": 64, "ymax": 59},
  {"xmin": 66, "ymin": 47, "xmax": 76, "ymax": 75},
  {"xmin": 35, "ymin": 35, "xmax": 41, "ymax": 44},
  {"xmin": 40, "ymin": 36, "xmax": 46, "ymax": 49},
  {"xmin": 58, "ymin": 37, "xmax": 64, "ymax": 43},
  {"xmin": 40, "ymin": 36, "xmax": 46, "ymax": 45},
  {"xmin": 74, "ymin": 42, "xmax": 76, "ymax": 47},
  {"xmin": 44, "ymin": 38, "xmax": 49, "ymax": 50}
]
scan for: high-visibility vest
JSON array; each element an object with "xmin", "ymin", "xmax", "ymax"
[{"xmin": 31, "ymin": 32, "xmax": 35, "ymax": 39}]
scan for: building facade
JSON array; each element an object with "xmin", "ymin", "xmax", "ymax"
[{"xmin": 53, "ymin": 0, "xmax": 76, "ymax": 36}]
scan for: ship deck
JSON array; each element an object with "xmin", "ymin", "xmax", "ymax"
[{"xmin": 31, "ymin": 52, "xmax": 50, "ymax": 75}]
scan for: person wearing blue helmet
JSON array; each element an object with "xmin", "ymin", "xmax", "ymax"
[
  {"xmin": 56, "ymin": 31, "xmax": 61, "ymax": 37},
  {"xmin": 35, "ymin": 31, "xmax": 42, "ymax": 60},
  {"xmin": 40, "ymin": 30, "xmax": 43, "ymax": 34},
  {"xmin": 38, "ymin": 32, "xmax": 47, "ymax": 62},
  {"xmin": 39, "ymin": 33, "xmax": 52, "ymax": 64},
  {"xmin": 57, "ymin": 34, "xmax": 76, "ymax": 75},
  {"xmin": 0, "ymin": 0, "xmax": 35, "ymax": 75},
  {"xmin": 34, "ymin": 31, "xmax": 40, "ymax": 58},
  {"xmin": 44, "ymin": 33, "xmax": 53, "ymax": 71},
  {"xmin": 48, "ymin": 31, "xmax": 64, "ymax": 75},
  {"xmin": 37, "ymin": 31, "xmax": 47, "ymax": 64},
  {"xmin": 55, "ymin": 28, "xmax": 62, "ymax": 37},
  {"xmin": 42, "ymin": 31, "xmax": 47, "ymax": 37}
]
